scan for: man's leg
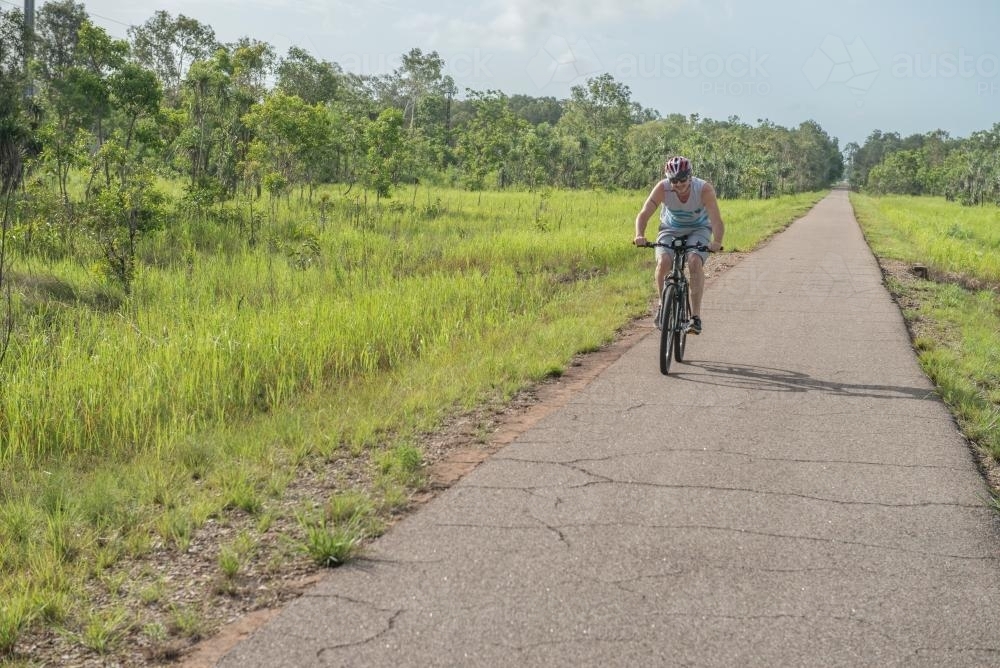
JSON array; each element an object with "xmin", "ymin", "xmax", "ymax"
[
  {"xmin": 688, "ymin": 254, "xmax": 705, "ymax": 317},
  {"xmin": 655, "ymin": 252, "xmax": 673, "ymax": 302}
]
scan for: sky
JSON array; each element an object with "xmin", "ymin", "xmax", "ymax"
[{"xmin": 21, "ymin": 0, "xmax": 1000, "ymax": 148}]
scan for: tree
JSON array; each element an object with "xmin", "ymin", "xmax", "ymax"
[
  {"xmin": 508, "ymin": 94, "xmax": 563, "ymax": 126},
  {"xmin": 0, "ymin": 6, "xmax": 31, "ymax": 367},
  {"xmin": 558, "ymin": 74, "xmax": 638, "ymax": 188},
  {"xmin": 867, "ymin": 150, "xmax": 922, "ymax": 195},
  {"xmin": 173, "ymin": 38, "xmax": 275, "ymax": 198},
  {"xmin": 367, "ymin": 48, "xmax": 456, "ymax": 172},
  {"xmin": 32, "ymin": 0, "xmax": 88, "ymax": 84},
  {"xmin": 128, "ymin": 10, "xmax": 217, "ymax": 105},
  {"xmin": 848, "ymin": 130, "xmax": 901, "ymax": 190},
  {"xmin": 243, "ymin": 92, "xmax": 333, "ymax": 201},
  {"xmin": 275, "ymin": 46, "xmax": 342, "ymax": 105},
  {"xmin": 363, "ymin": 108, "xmax": 405, "ymax": 198},
  {"xmin": 82, "ymin": 64, "xmax": 164, "ymax": 292},
  {"xmin": 456, "ymin": 90, "xmax": 527, "ymax": 190},
  {"xmin": 394, "ymin": 48, "xmax": 452, "ymax": 133},
  {"xmin": 75, "ymin": 21, "xmax": 128, "ymax": 147}
]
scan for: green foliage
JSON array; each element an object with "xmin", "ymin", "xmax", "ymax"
[
  {"xmin": 82, "ymin": 158, "xmax": 167, "ymax": 291},
  {"xmin": 364, "ymin": 108, "xmax": 405, "ymax": 197},
  {"xmin": 849, "ymin": 125, "xmax": 1000, "ymax": 206},
  {"xmin": 127, "ymin": 10, "xmax": 218, "ymax": 104},
  {"xmin": 457, "ymin": 90, "xmax": 527, "ymax": 189}
]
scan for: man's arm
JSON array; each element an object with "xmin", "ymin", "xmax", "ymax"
[
  {"xmin": 701, "ymin": 182, "xmax": 725, "ymax": 251},
  {"xmin": 634, "ymin": 181, "xmax": 665, "ymax": 245}
]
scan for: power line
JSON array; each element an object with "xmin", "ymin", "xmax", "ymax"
[{"xmin": 0, "ymin": 0, "xmax": 136, "ymax": 33}]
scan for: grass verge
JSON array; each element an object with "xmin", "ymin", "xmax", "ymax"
[{"xmin": 851, "ymin": 193, "xmax": 1000, "ymax": 467}]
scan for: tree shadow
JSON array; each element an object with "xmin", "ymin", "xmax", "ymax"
[
  {"xmin": 11, "ymin": 272, "xmax": 123, "ymax": 313},
  {"xmin": 673, "ymin": 360, "xmax": 939, "ymax": 402}
]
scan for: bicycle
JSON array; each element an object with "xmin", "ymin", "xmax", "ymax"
[{"xmin": 640, "ymin": 236, "xmax": 718, "ymax": 375}]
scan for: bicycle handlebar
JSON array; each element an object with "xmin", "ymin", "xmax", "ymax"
[{"xmin": 636, "ymin": 240, "xmax": 722, "ymax": 252}]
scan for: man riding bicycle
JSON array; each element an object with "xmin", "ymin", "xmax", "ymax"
[{"xmin": 633, "ymin": 156, "xmax": 725, "ymax": 334}]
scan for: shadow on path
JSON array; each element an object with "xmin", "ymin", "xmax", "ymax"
[{"xmin": 673, "ymin": 360, "xmax": 939, "ymax": 401}]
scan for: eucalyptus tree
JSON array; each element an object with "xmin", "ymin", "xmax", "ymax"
[
  {"xmin": 949, "ymin": 124, "xmax": 1000, "ymax": 205},
  {"xmin": 558, "ymin": 74, "xmax": 638, "ymax": 188},
  {"xmin": 74, "ymin": 21, "xmax": 128, "ymax": 148},
  {"xmin": 848, "ymin": 130, "xmax": 902, "ymax": 190},
  {"xmin": 30, "ymin": 0, "xmax": 91, "ymax": 204},
  {"xmin": 32, "ymin": 0, "xmax": 87, "ymax": 83},
  {"xmin": 866, "ymin": 150, "xmax": 923, "ymax": 195},
  {"xmin": 456, "ymin": 90, "xmax": 527, "ymax": 189},
  {"xmin": 128, "ymin": 10, "xmax": 217, "ymax": 106},
  {"xmin": 368, "ymin": 48, "xmax": 456, "ymax": 171},
  {"xmin": 175, "ymin": 38, "xmax": 275, "ymax": 198},
  {"xmin": 363, "ymin": 108, "xmax": 405, "ymax": 199},
  {"xmin": 509, "ymin": 94, "xmax": 563, "ymax": 126},
  {"xmin": 243, "ymin": 91, "xmax": 333, "ymax": 201},
  {"xmin": 276, "ymin": 45, "xmax": 343, "ymax": 105},
  {"xmin": 84, "ymin": 62, "xmax": 164, "ymax": 292}
]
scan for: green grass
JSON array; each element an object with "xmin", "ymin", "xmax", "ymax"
[
  {"xmin": 0, "ymin": 184, "xmax": 825, "ymax": 660},
  {"xmin": 851, "ymin": 193, "xmax": 1000, "ymax": 459},
  {"xmin": 850, "ymin": 194, "xmax": 1000, "ymax": 284}
]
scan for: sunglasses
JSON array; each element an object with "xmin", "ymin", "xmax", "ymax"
[{"xmin": 669, "ymin": 174, "xmax": 690, "ymax": 184}]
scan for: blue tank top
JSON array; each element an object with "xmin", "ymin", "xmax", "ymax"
[{"xmin": 659, "ymin": 177, "xmax": 710, "ymax": 231}]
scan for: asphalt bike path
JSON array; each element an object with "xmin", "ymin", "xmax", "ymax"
[{"xmin": 219, "ymin": 190, "xmax": 1000, "ymax": 667}]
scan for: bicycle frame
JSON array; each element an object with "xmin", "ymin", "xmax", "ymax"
[{"xmin": 644, "ymin": 235, "xmax": 709, "ymax": 375}]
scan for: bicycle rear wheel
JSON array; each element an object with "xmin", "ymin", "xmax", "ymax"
[
  {"xmin": 659, "ymin": 284, "xmax": 677, "ymax": 375},
  {"xmin": 674, "ymin": 285, "xmax": 689, "ymax": 363}
]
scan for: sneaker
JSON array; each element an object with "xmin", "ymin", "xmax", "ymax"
[{"xmin": 688, "ymin": 316, "xmax": 702, "ymax": 335}]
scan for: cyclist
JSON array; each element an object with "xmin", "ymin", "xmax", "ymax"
[{"xmin": 633, "ymin": 156, "xmax": 725, "ymax": 334}]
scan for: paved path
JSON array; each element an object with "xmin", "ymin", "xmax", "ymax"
[{"xmin": 219, "ymin": 190, "xmax": 1000, "ymax": 667}]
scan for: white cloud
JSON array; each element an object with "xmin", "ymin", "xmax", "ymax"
[{"xmin": 397, "ymin": 0, "xmax": 686, "ymax": 52}]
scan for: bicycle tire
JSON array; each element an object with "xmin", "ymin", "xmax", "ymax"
[
  {"xmin": 674, "ymin": 284, "xmax": 688, "ymax": 363},
  {"xmin": 659, "ymin": 284, "xmax": 677, "ymax": 375}
]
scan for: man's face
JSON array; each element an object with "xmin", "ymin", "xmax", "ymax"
[{"xmin": 670, "ymin": 174, "xmax": 691, "ymax": 195}]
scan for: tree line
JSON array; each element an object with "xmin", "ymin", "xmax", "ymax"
[
  {"xmin": 0, "ymin": 1, "xmax": 845, "ymax": 290},
  {"xmin": 846, "ymin": 125, "xmax": 1000, "ymax": 205}
]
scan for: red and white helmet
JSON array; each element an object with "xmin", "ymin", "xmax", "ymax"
[{"xmin": 664, "ymin": 156, "xmax": 692, "ymax": 180}]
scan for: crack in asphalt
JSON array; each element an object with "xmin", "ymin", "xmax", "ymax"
[
  {"xmin": 499, "ymin": 450, "xmax": 967, "ymax": 472},
  {"xmin": 480, "ymin": 611, "xmax": 904, "ymax": 651},
  {"xmin": 430, "ymin": 521, "xmax": 999, "ymax": 562},
  {"xmin": 573, "ymin": 479, "xmax": 987, "ymax": 509},
  {"xmin": 314, "ymin": 609, "xmax": 403, "ymax": 653},
  {"xmin": 464, "ymin": 477, "xmax": 985, "ymax": 510},
  {"xmin": 914, "ymin": 646, "xmax": 1000, "ymax": 656}
]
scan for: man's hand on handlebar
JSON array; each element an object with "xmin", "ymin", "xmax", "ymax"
[{"xmin": 633, "ymin": 236, "xmax": 649, "ymax": 247}]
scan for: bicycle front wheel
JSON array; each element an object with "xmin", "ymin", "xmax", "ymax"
[
  {"xmin": 674, "ymin": 285, "xmax": 689, "ymax": 363},
  {"xmin": 659, "ymin": 284, "xmax": 678, "ymax": 375}
]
